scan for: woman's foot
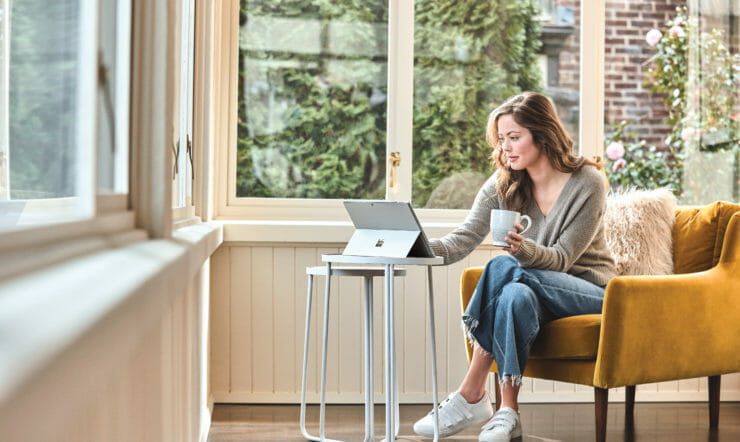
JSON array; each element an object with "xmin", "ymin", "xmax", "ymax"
[
  {"xmin": 478, "ymin": 407, "xmax": 522, "ymax": 441},
  {"xmin": 413, "ymin": 391, "xmax": 494, "ymax": 438}
]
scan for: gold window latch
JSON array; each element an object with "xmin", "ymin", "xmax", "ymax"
[{"xmin": 389, "ymin": 151, "xmax": 401, "ymax": 191}]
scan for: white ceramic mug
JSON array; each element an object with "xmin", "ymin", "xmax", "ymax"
[{"xmin": 490, "ymin": 209, "xmax": 532, "ymax": 247}]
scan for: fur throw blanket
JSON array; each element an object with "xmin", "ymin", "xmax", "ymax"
[{"xmin": 603, "ymin": 188, "xmax": 676, "ymax": 276}]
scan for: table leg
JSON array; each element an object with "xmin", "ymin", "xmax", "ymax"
[
  {"xmin": 427, "ymin": 265, "xmax": 439, "ymax": 442},
  {"xmin": 383, "ymin": 263, "xmax": 396, "ymax": 442},
  {"xmin": 363, "ymin": 276, "xmax": 374, "ymax": 442},
  {"xmin": 319, "ymin": 262, "xmax": 332, "ymax": 441},
  {"xmin": 300, "ymin": 274, "xmax": 314, "ymax": 440}
]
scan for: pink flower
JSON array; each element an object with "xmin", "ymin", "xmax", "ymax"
[
  {"xmin": 730, "ymin": 113, "xmax": 740, "ymax": 121},
  {"xmin": 612, "ymin": 159, "xmax": 626, "ymax": 173},
  {"xmin": 646, "ymin": 29, "xmax": 663, "ymax": 46},
  {"xmin": 605, "ymin": 142, "xmax": 625, "ymax": 160},
  {"xmin": 681, "ymin": 127, "xmax": 696, "ymax": 141},
  {"xmin": 669, "ymin": 25, "xmax": 685, "ymax": 38}
]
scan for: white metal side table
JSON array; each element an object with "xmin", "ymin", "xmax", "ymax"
[{"xmin": 300, "ymin": 254, "xmax": 443, "ymax": 442}]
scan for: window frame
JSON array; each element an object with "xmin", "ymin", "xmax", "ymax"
[{"xmin": 214, "ymin": 1, "xmax": 605, "ymax": 228}]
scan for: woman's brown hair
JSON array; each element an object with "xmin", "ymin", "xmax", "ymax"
[{"xmin": 486, "ymin": 91, "xmax": 601, "ymax": 212}]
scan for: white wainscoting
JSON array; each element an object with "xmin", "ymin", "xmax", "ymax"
[{"xmin": 210, "ymin": 243, "xmax": 740, "ymax": 404}]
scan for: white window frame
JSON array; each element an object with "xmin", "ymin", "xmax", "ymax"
[
  {"xmin": 213, "ymin": 1, "xmax": 605, "ymax": 231},
  {"xmin": 1, "ymin": 0, "xmax": 9, "ymax": 201}
]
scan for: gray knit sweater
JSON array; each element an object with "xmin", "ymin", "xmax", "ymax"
[{"xmin": 429, "ymin": 165, "xmax": 617, "ymax": 287}]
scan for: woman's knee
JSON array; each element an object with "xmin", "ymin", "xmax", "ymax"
[
  {"xmin": 486, "ymin": 254, "xmax": 520, "ymax": 273},
  {"xmin": 498, "ymin": 283, "xmax": 536, "ymax": 312}
]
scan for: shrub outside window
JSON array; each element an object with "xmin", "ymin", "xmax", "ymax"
[{"xmin": 0, "ymin": 0, "xmax": 97, "ymax": 230}]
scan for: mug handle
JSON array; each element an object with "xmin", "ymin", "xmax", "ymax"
[{"xmin": 519, "ymin": 215, "xmax": 532, "ymax": 234}]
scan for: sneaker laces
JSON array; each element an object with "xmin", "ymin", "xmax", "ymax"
[{"xmin": 481, "ymin": 409, "xmax": 517, "ymax": 431}]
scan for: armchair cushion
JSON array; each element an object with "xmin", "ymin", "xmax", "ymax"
[
  {"xmin": 673, "ymin": 201, "xmax": 740, "ymax": 274},
  {"xmin": 530, "ymin": 314, "xmax": 601, "ymax": 359}
]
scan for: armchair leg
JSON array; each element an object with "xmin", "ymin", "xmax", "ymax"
[
  {"xmin": 494, "ymin": 373, "xmax": 501, "ymax": 411},
  {"xmin": 709, "ymin": 375, "xmax": 721, "ymax": 428},
  {"xmin": 595, "ymin": 387, "xmax": 608, "ymax": 442},
  {"xmin": 625, "ymin": 385, "xmax": 636, "ymax": 428}
]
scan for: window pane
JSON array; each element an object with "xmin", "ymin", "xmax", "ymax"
[
  {"xmin": 236, "ymin": 0, "xmax": 388, "ymax": 199},
  {"xmin": 0, "ymin": 0, "xmax": 95, "ymax": 229},
  {"xmin": 412, "ymin": 0, "xmax": 580, "ymax": 209},
  {"xmin": 603, "ymin": 1, "xmax": 739, "ymax": 205}
]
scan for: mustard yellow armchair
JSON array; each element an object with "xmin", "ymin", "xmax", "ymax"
[{"xmin": 460, "ymin": 202, "xmax": 740, "ymax": 442}]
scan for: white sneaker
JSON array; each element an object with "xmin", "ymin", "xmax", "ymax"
[
  {"xmin": 413, "ymin": 391, "xmax": 494, "ymax": 438},
  {"xmin": 478, "ymin": 407, "xmax": 522, "ymax": 442}
]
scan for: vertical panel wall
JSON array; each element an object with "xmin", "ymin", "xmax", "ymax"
[
  {"xmin": 210, "ymin": 244, "xmax": 740, "ymax": 404},
  {"xmin": 0, "ymin": 262, "xmax": 212, "ymax": 442}
]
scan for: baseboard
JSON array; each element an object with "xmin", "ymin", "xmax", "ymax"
[
  {"xmin": 200, "ymin": 405, "xmax": 212, "ymax": 442},
  {"xmin": 212, "ymin": 390, "xmax": 740, "ymax": 404}
]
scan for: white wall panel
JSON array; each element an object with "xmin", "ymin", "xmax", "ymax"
[{"xmin": 211, "ymin": 244, "xmax": 740, "ymax": 404}]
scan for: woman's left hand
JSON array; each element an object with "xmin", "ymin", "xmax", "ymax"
[{"xmin": 504, "ymin": 223, "xmax": 525, "ymax": 254}]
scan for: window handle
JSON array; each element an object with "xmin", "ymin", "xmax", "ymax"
[
  {"xmin": 389, "ymin": 151, "xmax": 401, "ymax": 191},
  {"xmin": 187, "ymin": 135, "xmax": 194, "ymax": 180},
  {"xmin": 172, "ymin": 139, "xmax": 180, "ymax": 179}
]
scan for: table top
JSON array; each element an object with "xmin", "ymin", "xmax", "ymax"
[{"xmin": 321, "ymin": 254, "xmax": 444, "ymax": 266}]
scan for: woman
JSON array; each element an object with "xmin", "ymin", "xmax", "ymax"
[{"xmin": 413, "ymin": 92, "xmax": 616, "ymax": 442}]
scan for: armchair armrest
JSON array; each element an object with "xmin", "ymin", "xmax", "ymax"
[{"xmin": 593, "ymin": 267, "xmax": 740, "ymax": 388}]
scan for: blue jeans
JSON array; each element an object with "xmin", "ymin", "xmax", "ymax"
[{"xmin": 462, "ymin": 255, "xmax": 606, "ymax": 384}]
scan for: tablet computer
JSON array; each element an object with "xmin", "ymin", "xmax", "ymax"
[{"xmin": 342, "ymin": 200, "xmax": 436, "ymax": 258}]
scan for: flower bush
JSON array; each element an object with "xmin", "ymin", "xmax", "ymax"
[{"xmin": 604, "ymin": 121, "xmax": 683, "ymax": 193}]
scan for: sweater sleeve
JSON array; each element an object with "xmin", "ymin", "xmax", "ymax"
[
  {"xmin": 429, "ymin": 175, "xmax": 499, "ymax": 265},
  {"xmin": 513, "ymin": 169, "xmax": 607, "ymax": 272}
]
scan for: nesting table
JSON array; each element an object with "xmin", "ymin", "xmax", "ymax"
[{"xmin": 300, "ymin": 254, "xmax": 444, "ymax": 442}]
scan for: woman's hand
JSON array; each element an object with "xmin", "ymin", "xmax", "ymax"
[{"xmin": 504, "ymin": 223, "xmax": 525, "ymax": 254}]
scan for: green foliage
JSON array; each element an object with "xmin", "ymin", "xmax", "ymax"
[
  {"xmin": 8, "ymin": 1, "xmax": 79, "ymax": 198},
  {"xmin": 604, "ymin": 121, "xmax": 683, "ymax": 193},
  {"xmin": 237, "ymin": 0, "xmax": 387, "ymax": 199},
  {"xmin": 236, "ymin": 0, "xmax": 543, "ymax": 205}
]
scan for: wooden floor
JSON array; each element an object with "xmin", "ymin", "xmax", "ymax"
[{"xmin": 208, "ymin": 402, "xmax": 740, "ymax": 441}]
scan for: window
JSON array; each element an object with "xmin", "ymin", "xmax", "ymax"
[
  {"xmin": 601, "ymin": 1, "xmax": 739, "ymax": 205},
  {"xmin": 220, "ymin": 1, "xmax": 601, "ymax": 221},
  {"xmin": 0, "ymin": 0, "xmax": 98, "ymax": 230}
]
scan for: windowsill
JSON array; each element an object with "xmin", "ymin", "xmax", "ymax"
[
  {"xmin": 219, "ymin": 218, "xmax": 495, "ymax": 246},
  {"xmin": 0, "ymin": 222, "xmax": 222, "ymax": 405}
]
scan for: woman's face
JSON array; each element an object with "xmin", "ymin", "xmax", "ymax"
[{"xmin": 496, "ymin": 114, "xmax": 543, "ymax": 171}]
